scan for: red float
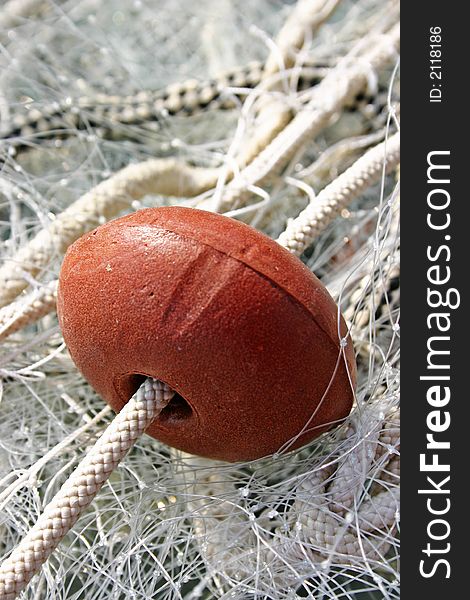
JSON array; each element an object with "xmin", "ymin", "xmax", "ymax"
[{"xmin": 58, "ymin": 207, "xmax": 356, "ymax": 461}]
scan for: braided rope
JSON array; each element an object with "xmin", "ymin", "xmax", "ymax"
[
  {"xmin": 2, "ymin": 64, "xmax": 388, "ymax": 152},
  {"xmin": 0, "ymin": 25, "xmax": 398, "ymax": 311},
  {"xmin": 277, "ymin": 132, "xmax": 400, "ymax": 255},
  {"xmin": 295, "ymin": 408, "xmax": 399, "ymax": 562},
  {"xmin": 263, "ymin": 0, "xmax": 340, "ymax": 80},
  {"xmin": 345, "ymin": 264, "xmax": 400, "ymax": 330},
  {"xmin": 0, "ymin": 378, "xmax": 174, "ymax": 600},
  {"xmin": 234, "ymin": 0, "xmax": 341, "ymax": 168},
  {"xmin": 0, "ymin": 0, "xmax": 45, "ymax": 30},
  {"xmin": 2, "ymin": 62, "xmax": 266, "ymax": 142},
  {"xmin": 297, "ymin": 488, "xmax": 399, "ymax": 561},
  {"xmin": 213, "ymin": 24, "xmax": 399, "ymax": 212},
  {"xmin": 0, "ymin": 388, "xmax": 399, "ymax": 599},
  {"xmin": 1, "ymin": 61, "xmax": 330, "ymax": 144},
  {"xmin": 2, "ymin": 63, "xmax": 390, "ymax": 155},
  {"xmin": 0, "ymin": 280, "xmax": 57, "ymax": 341}
]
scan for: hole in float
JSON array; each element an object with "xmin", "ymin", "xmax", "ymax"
[
  {"xmin": 115, "ymin": 373, "xmax": 193, "ymax": 424},
  {"xmin": 158, "ymin": 393, "xmax": 192, "ymax": 423}
]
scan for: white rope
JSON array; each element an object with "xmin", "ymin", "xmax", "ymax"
[
  {"xmin": 263, "ymin": 0, "xmax": 341, "ymax": 80},
  {"xmin": 0, "ymin": 0, "xmax": 45, "ymax": 30},
  {"xmin": 295, "ymin": 408, "xmax": 400, "ymax": 562},
  {"xmin": 277, "ymin": 132, "xmax": 400, "ymax": 255},
  {"xmin": 0, "ymin": 280, "xmax": 57, "ymax": 341},
  {"xmin": 234, "ymin": 0, "xmax": 341, "ymax": 168},
  {"xmin": 213, "ymin": 24, "xmax": 399, "ymax": 212},
  {"xmin": 0, "ymin": 379, "xmax": 174, "ymax": 600}
]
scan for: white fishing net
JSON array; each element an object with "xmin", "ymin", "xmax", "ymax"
[{"xmin": 0, "ymin": 1, "xmax": 400, "ymax": 598}]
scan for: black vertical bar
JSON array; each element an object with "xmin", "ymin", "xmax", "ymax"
[{"xmin": 402, "ymin": 3, "xmax": 466, "ymax": 597}]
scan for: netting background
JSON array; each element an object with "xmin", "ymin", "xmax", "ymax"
[{"xmin": 0, "ymin": 1, "xmax": 400, "ymax": 599}]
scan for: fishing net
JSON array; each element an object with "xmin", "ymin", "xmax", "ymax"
[{"xmin": 0, "ymin": 1, "xmax": 400, "ymax": 598}]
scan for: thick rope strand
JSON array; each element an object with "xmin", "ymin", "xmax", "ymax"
[
  {"xmin": 0, "ymin": 0, "xmax": 45, "ymax": 30},
  {"xmin": 213, "ymin": 24, "xmax": 399, "ymax": 212},
  {"xmin": 0, "ymin": 280, "xmax": 57, "ymax": 341},
  {"xmin": 277, "ymin": 132, "xmax": 400, "ymax": 255},
  {"xmin": 234, "ymin": 0, "xmax": 341, "ymax": 168},
  {"xmin": 0, "ymin": 378, "xmax": 174, "ymax": 600}
]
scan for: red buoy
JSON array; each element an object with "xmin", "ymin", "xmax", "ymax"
[{"xmin": 58, "ymin": 207, "xmax": 356, "ymax": 462}]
